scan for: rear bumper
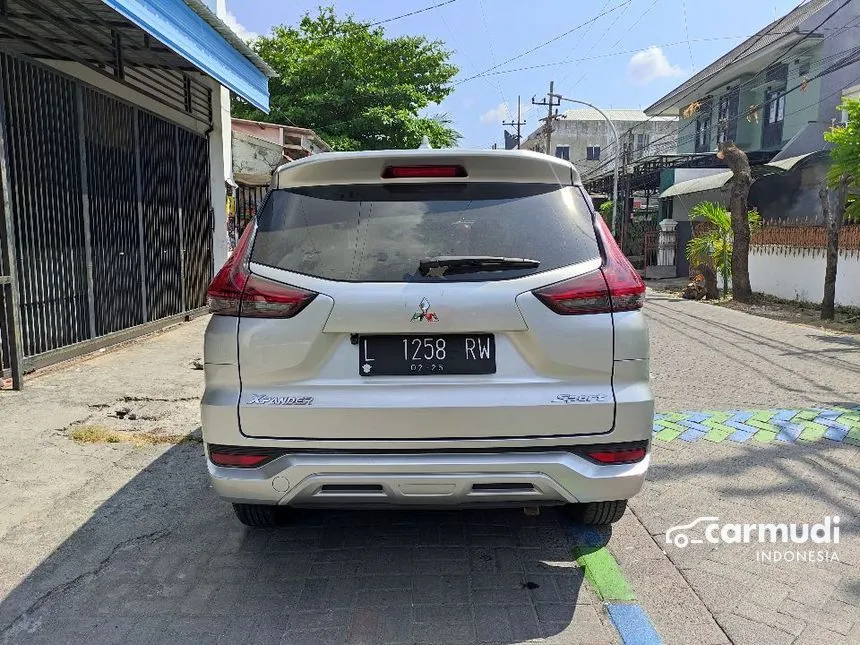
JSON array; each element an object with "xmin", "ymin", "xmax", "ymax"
[{"xmin": 206, "ymin": 449, "xmax": 650, "ymax": 507}]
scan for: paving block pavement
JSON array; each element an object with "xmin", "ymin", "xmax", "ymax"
[{"xmin": 2, "ymin": 292, "xmax": 859, "ymax": 644}]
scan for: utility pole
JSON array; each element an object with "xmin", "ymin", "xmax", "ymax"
[
  {"xmin": 531, "ymin": 81, "xmax": 561, "ymax": 155},
  {"xmin": 502, "ymin": 96, "xmax": 526, "ymax": 149},
  {"xmin": 621, "ymin": 138, "xmax": 633, "ymax": 247}
]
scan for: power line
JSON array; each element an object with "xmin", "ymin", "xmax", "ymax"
[
  {"xmin": 458, "ymin": 35, "xmax": 760, "ymax": 82},
  {"xmin": 575, "ymin": 42, "xmax": 860, "ymax": 177},
  {"xmin": 682, "ymin": 0, "xmax": 695, "ymax": 70},
  {"xmin": 590, "ymin": 0, "xmax": 855, "ymax": 160},
  {"xmin": 570, "ymin": 12, "xmax": 860, "ymax": 172},
  {"xmin": 438, "ymin": 11, "xmax": 508, "ymax": 109},
  {"xmin": 368, "ymin": 0, "xmax": 459, "ymax": 27},
  {"xmin": 502, "ymin": 96, "xmax": 526, "ymax": 149},
  {"xmin": 456, "ymin": 28, "xmax": 856, "ymax": 84},
  {"xmin": 583, "ymin": 67, "xmax": 859, "ymax": 192},
  {"xmin": 453, "ymin": 0, "xmax": 632, "ymax": 85},
  {"xmin": 477, "ymin": 0, "xmax": 508, "ymax": 108},
  {"xmin": 532, "ymin": 81, "xmax": 563, "ymax": 153},
  {"xmin": 586, "ymin": 63, "xmax": 860, "ymax": 183},
  {"xmin": 559, "ymin": 0, "xmax": 647, "ymax": 87}
]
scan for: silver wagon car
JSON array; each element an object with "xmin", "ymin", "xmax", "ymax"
[{"xmin": 201, "ymin": 148, "xmax": 653, "ymax": 527}]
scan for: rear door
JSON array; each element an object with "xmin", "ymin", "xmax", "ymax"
[{"xmin": 237, "ymin": 181, "xmax": 616, "ymax": 440}]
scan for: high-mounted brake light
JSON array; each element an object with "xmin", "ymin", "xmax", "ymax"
[
  {"xmin": 532, "ymin": 215, "xmax": 645, "ymax": 315},
  {"xmin": 206, "ymin": 223, "xmax": 317, "ymax": 318},
  {"xmin": 382, "ymin": 165, "xmax": 468, "ymax": 179}
]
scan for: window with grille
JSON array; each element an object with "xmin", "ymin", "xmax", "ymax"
[
  {"xmin": 554, "ymin": 145, "xmax": 570, "ymax": 160},
  {"xmin": 717, "ymin": 88, "xmax": 739, "ymax": 144},
  {"xmin": 695, "ymin": 109, "xmax": 712, "ymax": 152},
  {"xmin": 586, "ymin": 145, "xmax": 601, "ymax": 160},
  {"xmin": 765, "ymin": 90, "xmax": 786, "ymax": 124}
]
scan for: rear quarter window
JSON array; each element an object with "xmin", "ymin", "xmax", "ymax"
[{"xmin": 251, "ymin": 183, "xmax": 600, "ymax": 282}]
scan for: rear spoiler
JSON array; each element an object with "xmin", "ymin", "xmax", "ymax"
[{"xmin": 271, "ymin": 149, "xmax": 581, "ymax": 189}]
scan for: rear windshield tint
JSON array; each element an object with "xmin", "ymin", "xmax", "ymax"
[{"xmin": 251, "ymin": 183, "xmax": 600, "ymax": 282}]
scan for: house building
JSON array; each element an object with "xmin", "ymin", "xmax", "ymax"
[
  {"xmin": 0, "ymin": 0, "xmax": 274, "ymax": 388},
  {"xmin": 232, "ymin": 118, "xmax": 331, "ymax": 186},
  {"xmin": 647, "ymin": 0, "xmax": 860, "ymax": 222},
  {"xmin": 519, "ymin": 109, "xmax": 678, "ymax": 177},
  {"xmin": 231, "ymin": 118, "xmax": 330, "ymax": 238}
]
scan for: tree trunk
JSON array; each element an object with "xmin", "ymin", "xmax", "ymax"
[
  {"xmin": 698, "ymin": 264, "xmax": 719, "ymax": 300},
  {"xmin": 820, "ymin": 174, "xmax": 849, "ymax": 320},
  {"xmin": 717, "ymin": 142, "xmax": 753, "ymax": 303}
]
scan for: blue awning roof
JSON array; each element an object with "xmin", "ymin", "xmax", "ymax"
[{"xmin": 99, "ymin": 0, "xmax": 272, "ymax": 112}]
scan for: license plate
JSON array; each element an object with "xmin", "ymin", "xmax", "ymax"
[{"xmin": 359, "ymin": 334, "xmax": 496, "ymax": 376}]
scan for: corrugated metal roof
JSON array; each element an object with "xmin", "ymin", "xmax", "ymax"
[
  {"xmin": 100, "ymin": 0, "xmax": 272, "ymax": 111},
  {"xmin": 183, "ymin": 0, "xmax": 276, "ymax": 77},
  {"xmin": 660, "ymin": 152, "xmax": 823, "ymax": 197},
  {"xmin": 765, "ymin": 152, "xmax": 820, "ymax": 170},
  {"xmin": 646, "ymin": 0, "xmax": 833, "ymax": 114},
  {"xmin": 561, "ymin": 108, "xmax": 677, "ymax": 122},
  {"xmin": 661, "ymin": 172, "xmax": 733, "ymax": 198}
]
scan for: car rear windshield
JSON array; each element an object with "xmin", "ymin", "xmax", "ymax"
[{"xmin": 251, "ymin": 183, "xmax": 600, "ymax": 282}]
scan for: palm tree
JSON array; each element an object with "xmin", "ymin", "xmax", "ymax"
[{"xmin": 686, "ymin": 201, "xmax": 761, "ymax": 298}]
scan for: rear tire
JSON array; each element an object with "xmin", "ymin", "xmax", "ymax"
[
  {"xmin": 573, "ymin": 500, "xmax": 628, "ymax": 525},
  {"xmin": 232, "ymin": 503, "xmax": 287, "ymax": 528}
]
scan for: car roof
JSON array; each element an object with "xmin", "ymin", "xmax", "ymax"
[{"xmin": 270, "ymin": 148, "xmax": 582, "ymax": 189}]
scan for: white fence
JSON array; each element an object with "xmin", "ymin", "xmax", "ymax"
[{"xmin": 749, "ymin": 248, "xmax": 860, "ymax": 307}]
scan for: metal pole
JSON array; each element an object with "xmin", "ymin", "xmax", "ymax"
[
  {"xmin": 75, "ymin": 84, "xmax": 97, "ymax": 341},
  {"xmin": 517, "ymin": 96, "xmax": 521, "ymax": 149},
  {"xmin": 0, "ymin": 56, "xmax": 24, "ymax": 389},
  {"xmin": 554, "ymin": 96, "xmax": 619, "ymax": 236},
  {"xmin": 545, "ymin": 81, "xmax": 554, "ymax": 155}
]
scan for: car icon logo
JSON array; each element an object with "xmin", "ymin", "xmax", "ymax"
[{"xmin": 665, "ymin": 516, "xmax": 720, "ymax": 548}]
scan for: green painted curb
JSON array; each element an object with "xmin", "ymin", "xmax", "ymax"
[{"xmin": 573, "ymin": 546, "xmax": 636, "ymax": 602}]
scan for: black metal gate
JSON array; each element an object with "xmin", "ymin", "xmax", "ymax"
[
  {"xmin": 236, "ymin": 183, "xmax": 268, "ymax": 237},
  {"xmin": 0, "ymin": 53, "xmax": 212, "ymax": 386}
]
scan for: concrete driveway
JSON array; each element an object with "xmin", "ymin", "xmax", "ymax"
[{"xmin": 0, "ymin": 292, "xmax": 857, "ymax": 644}]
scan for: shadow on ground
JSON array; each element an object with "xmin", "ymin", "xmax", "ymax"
[{"xmin": 0, "ymin": 443, "xmax": 606, "ymax": 645}]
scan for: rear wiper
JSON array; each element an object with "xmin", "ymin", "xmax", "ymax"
[{"xmin": 418, "ymin": 256, "xmax": 540, "ymax": 276}]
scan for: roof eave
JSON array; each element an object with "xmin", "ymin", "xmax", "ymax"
[{"xmin": 182, "ymin": 0, "xmax": 276, "ymax": 78}]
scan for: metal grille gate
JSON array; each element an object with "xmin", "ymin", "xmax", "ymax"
[
  {"xmin": 0, "ymin": 53, "xmax": 212, "ymax": 384},
  {"xmin": 235, "ymin": 184, "xmax": 268, "ymax": 238}
]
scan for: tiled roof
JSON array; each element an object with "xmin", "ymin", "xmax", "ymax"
[{"xmin": 645, "ymin": 0, "xmax": 834, "ymax": 114}]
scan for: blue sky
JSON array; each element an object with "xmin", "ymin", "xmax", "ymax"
[{"xmin": 223, "ymin": 0, "xmax": 800, "ymax": 148}]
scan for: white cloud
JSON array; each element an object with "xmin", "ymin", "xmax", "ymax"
[
  {"xmin": 223, "ymin": 7, "xmax": 259, "ymax": 42},
  {"xmin": 480, "ymin": 102, "xmax": 512, "ymax": 124},
  {"xmin": 627, "ymin": 46, "xmax": 683, "ymax": 85}
]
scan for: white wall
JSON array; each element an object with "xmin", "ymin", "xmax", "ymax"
[
  {"xmin": 232, "ymin": 130, "xmax": 282, "ymax": 185},
  {"xmin": 749, "ymin": 249, "xmax": 860, "ymax": 307},
  {"xmin": 209, "ymin": 80, "xmax": 230, "ymax": 272}
]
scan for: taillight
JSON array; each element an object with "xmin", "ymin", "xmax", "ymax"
[
  {"xmin": 206, "ymin": 224, "xmax": 316, "ymax": 318},
  {"xmin": 239, "ymin": 277, "xmax": 316, "ymax": 318},
  {"xmin": 583, "ymin": 446, "xmax": 647, "ymax": 465},
  {"xmin": 382, "ymin": 165, "xmax": 468, "ymax": 179},
  {"xmin": 532, "ymin": 215, "xmax": 645, "ymax": 315},
  {"xmin": 208, "ymin": 445, "xmax": 285, "ymax": 468}
]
